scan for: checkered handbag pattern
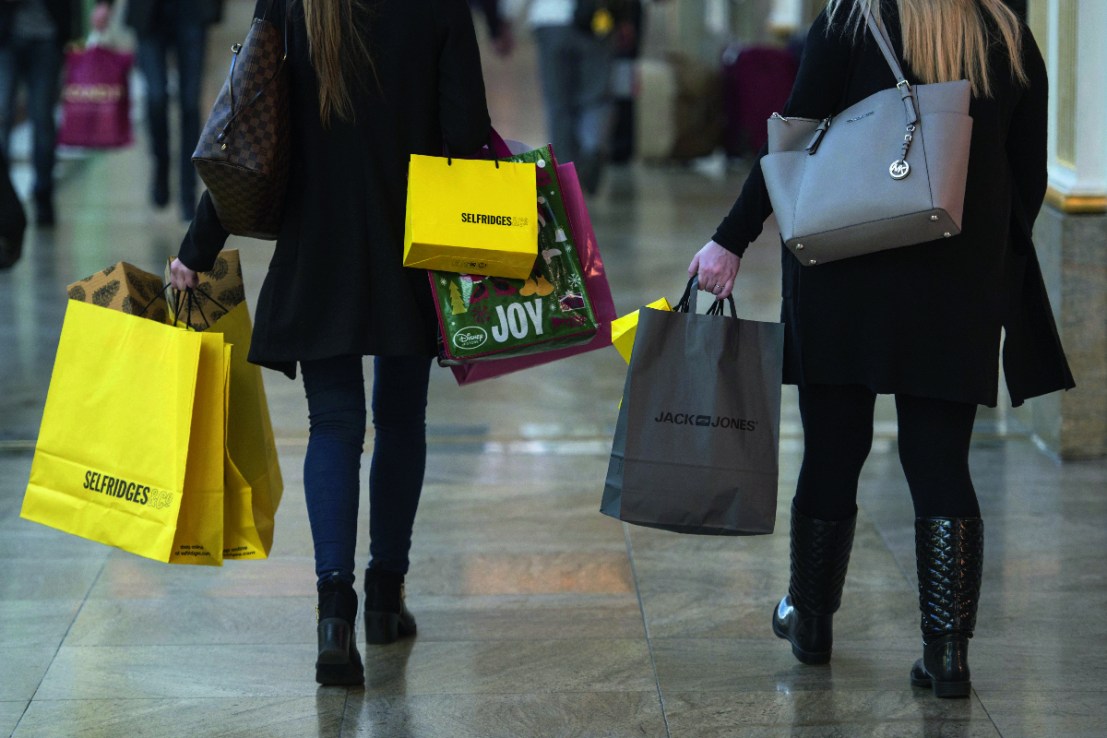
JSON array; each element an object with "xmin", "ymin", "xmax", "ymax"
[{"xmin": 193, "ymin": 15, "xmax": 289, "ymax": 239}]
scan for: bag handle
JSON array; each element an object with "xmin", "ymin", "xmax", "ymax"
[
  {"xmin": 444, "ymin": 128, "xmax": 510, "ymax": 169},
  {"xmin": 139, "ymin": 281, "xmax": 233, "ymax": 330},
  {"xmin": 805, "ymin": 7, "xmax": 920, "ymax": 167},
  {"xmin": 862, "ymin": 9, "xmax": 922, "ymax": 178},
  {"xmin": 219, "ymin": 1, "xmax": 288, "ymax": 148},
  {"xmin": 675, "ymin": 275, "xmax": 737, "ymax": 318}
]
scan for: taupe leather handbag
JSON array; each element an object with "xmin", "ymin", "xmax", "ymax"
[
  {"xmin": 193, "ymin": 5, "xmax": 289, "ymax": 239},
  {"xmin": 761, "ymin": 10, "xmax": 972, "ymax": 266}
]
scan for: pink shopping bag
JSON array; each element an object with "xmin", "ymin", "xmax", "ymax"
[{"xmin": 58, "ymin": 45, "xmax": 134, "ymax": 149}]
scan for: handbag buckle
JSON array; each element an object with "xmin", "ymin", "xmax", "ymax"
[{"xmin": 805, "ymin": 117, "xmax": 832, "ymax": 155}]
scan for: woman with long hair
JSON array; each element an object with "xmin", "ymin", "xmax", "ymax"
[
  {"xmin": 169, "ymin": 0, "xmax": 492, "ymax": 686},
  {"xmin": 689, "ymin": 0, "xmax": 1072, "ymax": 697}
]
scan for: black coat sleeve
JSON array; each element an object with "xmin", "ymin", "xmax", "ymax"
[
  {"xmin": 711, "ymin": 10, "xmax": 853, "ymax": 255},
  {"xmin": 437, "ymin": 0, "xmax": 492, "ymax": 157},
  {"xmin": 178, "ymin": 191, "xmax": 230, "ymax": 273}
]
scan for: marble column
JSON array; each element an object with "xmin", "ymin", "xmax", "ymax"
[{"xmin": 1020, "ymin": 0, "xmax": 1107, "ymax": 459}]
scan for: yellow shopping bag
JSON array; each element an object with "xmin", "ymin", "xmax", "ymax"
[
  {"xmin": 167, "ymin": 250, "xmax": 283, "ymax": 560},
  {"xmin": 403, "ymin": 153, "xmax": 539, "ymax": 279},
  {"xmin": 209, "ymin": 301, "xmax": 283, "ymax": 559},
  {"xmin": 611, "ymin": 297, "xmax": 672, "ymax": 363},
  {"xmin": 21, "ymin": 301, "xmax": 226, "ymax": 565}
]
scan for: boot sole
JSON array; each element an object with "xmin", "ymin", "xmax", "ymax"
[
  {"xmin": 364, "ymin": 610, "xmax": 416, "ymax": 645},
  {"xmin": 932, "ymin": 681, "xmax": 972, "ymax": 698},
  {"xmin": 910, "ymin": 670, "xmax": 972, "ymax": 698},
  {"xmin": 315, "ymin": 657, "xmax": 364, "ymax": 687},
  {"xmin": 772, "ymin": 616, "xmax": 831, "ymax": 665},
  {"xmin": 315, "ymin": 641, "xmax": 364, "ymax": 686}
]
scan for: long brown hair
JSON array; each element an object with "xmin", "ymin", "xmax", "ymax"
[
  {"xmin": 301, "ymin": 0, "xmax": 377, "ymax": 126},
  {"xmin": 827, "ymin": 0, "xmax": 1028, "ymax": 97}
]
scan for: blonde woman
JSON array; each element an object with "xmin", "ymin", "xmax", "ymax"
[
  {"xmin": 688, "ymin": 0, "xmax": 1072, "ymax": 697},
  {"xmin": 170, "ymin": 0, "xmax": 491, "ymax": 686}
]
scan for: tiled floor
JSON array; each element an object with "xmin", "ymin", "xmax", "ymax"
[{"xmin": 1, "ymin": 6, "xmax": 1105, "ymax": 738}]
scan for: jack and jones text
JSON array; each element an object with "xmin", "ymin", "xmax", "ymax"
[{"xmin": 653, "ymin": 411, "xmax": 758, "ymax": 432}]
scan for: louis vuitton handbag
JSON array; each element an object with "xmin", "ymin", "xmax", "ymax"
[
  {"xmin": 193, "ymin": 1, "xmax": 289, "ymax": 239},
  {"xmin": 761, "ymin": 9, "xmax": 972, "ymax": 266}
]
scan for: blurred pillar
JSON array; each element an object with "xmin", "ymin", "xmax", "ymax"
[{"xmin": 1022, "ymin": 0, "xmax": 1107, "ymax": 458}]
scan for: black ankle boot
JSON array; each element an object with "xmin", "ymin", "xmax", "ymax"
[
  {"xmin": 910, "ymin": 517, "xmax": 983, "ymax": 698},
  {"xmin": 771, "ymin": 504, "xmax": 856, "ymax": 665},
  {"xmin": 315, "ymin": 576, "xmax": 364, "ymax": 686},
  {"xmin": 364, "ymin": 568, "xmax": 417, "ymax": 645}
]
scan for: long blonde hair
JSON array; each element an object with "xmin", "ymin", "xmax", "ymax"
[
  {"xmin": 827, "ymin": 0, "xmax": 1028, "ymax": 97},
  {"xmin": 302, "ymin": 0, "xmax": 377, "ymax": 126}
]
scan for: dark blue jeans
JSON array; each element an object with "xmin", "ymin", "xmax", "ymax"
[
  {"xmin": 0, "ymin": 39, "xmax": 62, "ymax": 198},
  {"xmin": 134, "ymin": 19, "xmax": 207, "ymax": 214},
  {"xmin": 301, "ymin": 355, "xmax": 432, "ymax": 588}
]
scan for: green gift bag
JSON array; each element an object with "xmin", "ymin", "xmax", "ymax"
[{"xmin": 430, "ymin": 145, "xmax": 599, "ymax": 364}]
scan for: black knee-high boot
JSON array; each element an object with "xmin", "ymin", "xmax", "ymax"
[
  {"xmin": 910, "ymin": 517, "xmax": 984, "ymax": 698},
  {"xmin": 772, "ymin": 504, "xmax": 856, "ymax": 664},
  {"xmin": 316, "ymin": 576, "xmax": 364, "ymax": 686}
]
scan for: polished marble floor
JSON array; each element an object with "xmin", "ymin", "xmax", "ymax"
[{"xmin": 1, "ymin": 7, "xmax": 1105, "ymax": 738}]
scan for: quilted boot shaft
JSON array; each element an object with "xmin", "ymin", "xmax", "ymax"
[
  {"xmin": 911, "ymin": 517, "xmax": 984, "ymax": 698},
  {"xmin": 772, "ymin": 505, "xmax": 856, "ymax": 664}
]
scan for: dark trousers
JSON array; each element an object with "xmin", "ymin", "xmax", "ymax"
[
  {"xmin": 134, "ymin": 19, "xmax": 208, "ymax": 215},
  {"xmin": 301, "ymin": 355, "xmax": 432, "ymax": 588},
  {"xmin": 532, "ymin": 24, "xmax": 613, "ymax": 191},
  {"xmin": 794, "ymin": 384, "xmax": 981, "ymax": 521},
  {"xmin": 0, "ymin": 38, "xmax": 62, "ymax": 198}
]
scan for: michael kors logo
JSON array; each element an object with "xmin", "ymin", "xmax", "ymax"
[{"xmin": 889, "ymin": 159, "xmax": 911, "ymax": 180}]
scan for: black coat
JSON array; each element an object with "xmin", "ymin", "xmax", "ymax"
[
  {"xmin": 712, "ymin": 2, "xmax": 1073, "ymax": 407},
  {"xmin": 179, "ymin": 0, "xmax": 492, "ymax": 378}
]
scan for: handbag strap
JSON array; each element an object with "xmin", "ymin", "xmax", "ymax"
[
  {"xmin": 863, "ymin": 8, "xmax": 919, "ymax": 127},
  {"xmin": 219, "ymin": 3, "xmax": 289, "ymax": 145}
]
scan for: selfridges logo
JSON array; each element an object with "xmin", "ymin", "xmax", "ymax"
[
  {"xmin": 459, "ymin": 212, "xmax": 530, "ymax": 227},
  {"xmin": 83, "ymin": 470, "xmax": 173, "ymax": 509},
  {"xmin": 63, "ymin": 83, "xmax": 124, "ymax": 103},
  {"xmin": 460, "ymin": 212, "xmax": 512, "ymax": 226},
  {"xmin": 653, "ymin": 411, "xmax": 758, "ymax": 432}
]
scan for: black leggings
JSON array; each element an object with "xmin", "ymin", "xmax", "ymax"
[{"xmin": 794, "ymin": 384, "xmax": 981, "ymax": 521}]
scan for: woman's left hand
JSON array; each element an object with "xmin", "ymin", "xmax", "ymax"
[
  {"xmin": 169, "ymin": 258, "xmax": 199, "ymax": 291},
  {"xmin": 688, "ymin": 240, "xmax": 741, "ymax": 300}
]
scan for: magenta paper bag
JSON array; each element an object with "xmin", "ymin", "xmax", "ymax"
[
  {"xmin": 58, "ymin": 45, "xmax": 134, "ymax": 149},
  {"xmin": 449, "ymin": 161, "xmax": 616, "ymax": 384}
]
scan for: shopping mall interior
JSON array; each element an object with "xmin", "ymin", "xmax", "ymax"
[{"xmin": 1, "ymin": 1, "xmax": 1104, "ymax": 736}]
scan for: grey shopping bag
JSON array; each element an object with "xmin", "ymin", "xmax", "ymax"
[{"xmin": 602, "ymin": 277, "xmax": 784, "ymax": 535}]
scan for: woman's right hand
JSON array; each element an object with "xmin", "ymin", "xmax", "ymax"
[
  {"xmin": 169, "ymin": 258, "xmax": 199, "ymax": 292},
  {"xmin": 688, "ymin": 240, "xmax": 741, "ymax": 300}
]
